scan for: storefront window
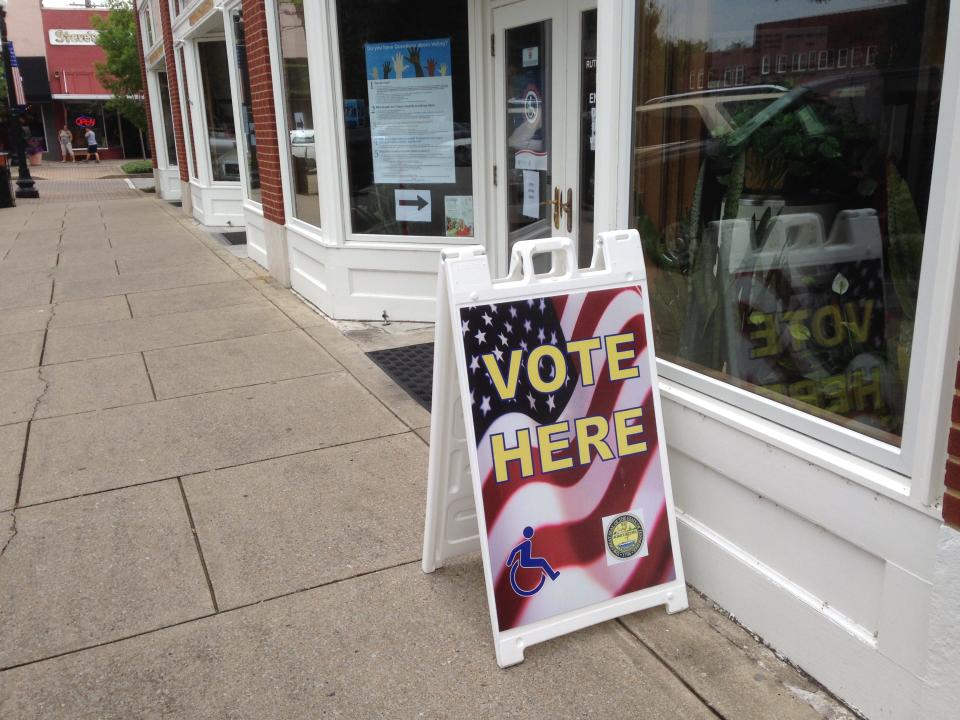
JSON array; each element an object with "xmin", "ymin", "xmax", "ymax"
[
  {"xmin": 335, "ymin": 0, "xmax": 473, "ymax": 237},
  {"xmin": 197, "ymin": 40, "xmax": 239, "ymax": 182},
  {"xmin": 232, "ymin": 10, "xmax": 261, "ymax": 202},
  {"xmin": 179, "ymin": 46, "xmax": 198, "ymax": 179},
  {"xmin": 157, "ymin": 71, "xmax": 178, "ymax": 166},
  {"xmin": 276, "ymin": 0, "xmax": 320, "ymax": 226},
  {"xmin": 142, "ymin": 5, "xmax": 155, "ymax": 48},
  {"xmin": 630, "ymin": 0, "xmax": 949, "ymax": 445}
]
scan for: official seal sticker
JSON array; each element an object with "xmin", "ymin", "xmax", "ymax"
[
  {"xmin": 601, "ymin": 508, "xmax": 650, "ymax": 566},
  {"xmin": 607, "ymin": 514, "xmax": 644, "ymax": 558}
]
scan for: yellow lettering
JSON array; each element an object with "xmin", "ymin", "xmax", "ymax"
[
  {"xmin": 527, "ymin": 345, "xmax": 567, "ymax": 393},
  {"xmin": 821, "ymin": 375, "xmax": 850, "ymax": 414},
  {"xmin": 614, "ymin": 407, "xmax": 647, "ymax": 457},
  {"xmin": 566, "ymin": 337, "xmax": 602, "ymax": 385},
  {"xmin": 789, "ymin": 379, "xmax": 819, "ymax": 407},
  {"xmin": 844, "ymin": 301, "xmax": 874, "ymax": 343},
  {"xmin": 537, "ymin": 422, "xmax": 573, "ymax": 473},
  {"xmin": 491, "ymin": 430, "xmax": 534, "ymax": 483},
  {"xmin": 607, "ymin": 333, "xmax": 641, "ymax": 381},
  {"xmin": 851, "ymin": 366, "xmax": 884, "ymax": 411},
  {"xmin": 782, "ymin": 310, "xmax": 811, "ymax": 350},
  {"xmin": 749, "ymin": 313, "xmax": 780, "ymax": 358},
  {"xmin": 574, "ymin": 416, "xmax": 615, "ymax": 465},
  {"xmin": 812, "ymin": 305, "xmax": 844, "ymax": 348},
  {"xmin": 482, "ymin": 350, "xmax": 523, "ymax": 400}
]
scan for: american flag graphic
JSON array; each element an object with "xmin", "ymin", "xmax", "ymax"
[
  {"xmin": 459, "ymin": 286, "xmax": 676, "ymax": 632},
  {"xmin": 7, "ymin": 42, "xmax": 26, "ymax": 107}
]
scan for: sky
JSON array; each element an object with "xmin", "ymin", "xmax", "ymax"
[{"xmin": 655, "ymin": 0, "xmax": 908, "ymax": 49}]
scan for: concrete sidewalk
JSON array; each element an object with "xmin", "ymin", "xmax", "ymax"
[{"xmin": 0, "ymin": 196, "xmax": 854, "ymax": 719}]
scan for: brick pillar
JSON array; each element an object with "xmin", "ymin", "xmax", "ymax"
[
  {"xmin": 132, "ymin": 7, "xmax": 158, "ymax": 167},
  {"xmin": 943, "ymin": 360, "xmax": 960, "ymax": 528},
  {"xmin": 241, "ymin": 0, "xmax": 285, "ymax": 225},
  {"xmin": 158, "ymin": 0, "xmax": 189, "ymax": 184}
]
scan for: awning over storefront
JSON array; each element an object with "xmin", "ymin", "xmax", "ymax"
[{"xmin": 17, "ymin": 56, "xmax": 52, "ymax": 102}]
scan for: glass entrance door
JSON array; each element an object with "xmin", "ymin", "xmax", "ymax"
[{"xmin": 493, "ymin": 0, "xmax": 598, "ymax": 271}]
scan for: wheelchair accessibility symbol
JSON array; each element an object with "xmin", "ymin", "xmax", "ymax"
[{"xmin": 506, "ymin": 526, "xmax": 560, "ymax": 597}]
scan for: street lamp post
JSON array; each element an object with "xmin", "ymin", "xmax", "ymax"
[{"xmin": 0, "ymin": 0, "xmax": 39, "ymax": 200}]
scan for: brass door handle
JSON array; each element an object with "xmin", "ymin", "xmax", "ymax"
[
  {"xmin": 547, "ymin": 186, "xmax": 562, "ymax": 229},
  {"xmin": 563, "ymin": 188, "xmax": 573, "ymax": 233}
]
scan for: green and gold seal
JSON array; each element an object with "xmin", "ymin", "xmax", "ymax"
[{"xmin": 606, "ymin": 513, "xmax": 645, "ymax": 559}]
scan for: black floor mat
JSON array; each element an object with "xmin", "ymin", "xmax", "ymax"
[
  {"xmin": 169, "ymin": 200, "xmax": 182, "ymax": 207},
  {"xmin": 220, "ymin": 231, "xmax": 247, "ymax": 245},
  {"xmin": 366, "ymin": 342, "xmax": 434, "ymax": 411}
]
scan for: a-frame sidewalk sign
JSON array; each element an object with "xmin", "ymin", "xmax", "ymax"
[{"xmin": 422, "ymin": 230, "xmax": 688, "ymax": 667}]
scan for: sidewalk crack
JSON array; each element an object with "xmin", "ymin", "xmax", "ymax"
[{"xmin": 0, "ymin": 511, "xmax": 17, "ymax": 559}]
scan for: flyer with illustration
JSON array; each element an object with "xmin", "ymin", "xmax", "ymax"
[{"xmin": 364, "ymin": 38, "xmax": 455, "ymax": 185}]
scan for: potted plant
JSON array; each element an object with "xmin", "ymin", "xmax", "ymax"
[{"xmin": 25, "ymin": 137, "xmax": 44, "ymax": 166}]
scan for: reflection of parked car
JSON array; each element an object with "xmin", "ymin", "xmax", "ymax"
[
  {"xmin": 209, "ymin": 132, "xmax": 239, "ymax": 180},
  {"xmin": 290, "ymin": 129, "xmax": 315, "ymax": 159},
  {"xmin": 635, "ymin": 85, "xmax": 787, "ymax": 156}
]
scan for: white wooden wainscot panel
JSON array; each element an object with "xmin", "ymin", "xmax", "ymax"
[
  {"xmin": 877, "ymin": 562, "xmax": 933, "ymax": 678},
  {"xmin": 345, "ymin": 266, "xmax": 438, "ymax": 322},
  {"xmin": 243, "ymin": 206, "xmax": 267, "ymax": 269},
  {"xmin": 678, "ymin": 517, "xmax": 922, "ymax": 720},
  {"xmin": 671, "ymin": 451, "xmax": 885, "ymax": 634},
  {"xmin": 662, "ymin": 394, "xmax": 941, "ymax": 580},
  {"xmin": 288, "ymin": 240, "xmax": 333, "ymax": 316}
]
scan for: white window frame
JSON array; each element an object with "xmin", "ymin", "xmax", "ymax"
[
  {"xmin": 776, "ymin": 54, "xmax": 787, "ymax": 73},
  {"xmin": 222, "ymin": 1, "xmax": 261, "ymax": 207},
  {"xmin": 324, "ymin": 0, "xmax": 486, "ymax": 248},
  {"xmin": 610, "ymin": 0, "xmax": 960, "ymax": 509},
  {"xmin": 760, "ymin": 55, "xmax": 770, "ymax": 75},
  {"xmin": 818, "ymin": 50, "xmax": 828, "ymax": 69},
  {"xmin": 837, "ymin": 47, "xmax": 849, "ymax": 68}
]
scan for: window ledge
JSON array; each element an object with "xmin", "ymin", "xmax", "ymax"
[{"xmin": 658, "ymin": 376, "xmax": 941, "ymax": 519}]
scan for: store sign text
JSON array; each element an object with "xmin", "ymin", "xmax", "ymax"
[{"xmin": 48, "ymin": 29, "xmax": 99, "ymax": 46}]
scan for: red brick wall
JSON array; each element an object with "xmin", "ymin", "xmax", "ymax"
[
  {"xmin": 241, "ymin": 0, "xmax": 285, "ymax": 225},
  {"xmin": 157, "ymin": 0, "xmax": 189, "ymax": 183},
  {"xmin": 132, "ymin": 9, "xmax": 158, "ymax": 169},
  {"xmin": 944, "ymin": 360, "xmax": 960, "ymax": 529}
]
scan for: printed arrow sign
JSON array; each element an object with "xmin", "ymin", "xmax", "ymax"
[
  {"xmin": 396, "ymin": 189, "xmax": 432, "ymax": 222},
  {"xmin": 399, "ymin": 195, "xmax": 429, "ymax": 211}
]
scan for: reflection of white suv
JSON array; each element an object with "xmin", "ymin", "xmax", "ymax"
[
  {"xmin": 636, "ymin": 85, "xmax": 787, "ymax": 148},
  {"xmin": 290, "ymin": 129, "xmax": 315, "ymax": 159}
]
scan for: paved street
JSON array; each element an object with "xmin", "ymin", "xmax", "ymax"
[{"xmin": 0, "ymin": 190, "xmax": 854, "ymax": 718}]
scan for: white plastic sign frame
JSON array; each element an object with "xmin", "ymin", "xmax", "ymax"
[{"xmin": 422, "ymin": 231, "xmax": 688, "ymax": 667}]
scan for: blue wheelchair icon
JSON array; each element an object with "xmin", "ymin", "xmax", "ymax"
[{"xmin": 506, "ymin": 526, "xmax": 560, "ymax": 597}]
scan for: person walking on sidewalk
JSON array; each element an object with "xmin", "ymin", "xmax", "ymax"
[
  {"xmin": 58, "ymin": 126, "xmax": 75, "ymax": 162},
  {"xmin": 84, "ymin": 127, "xmax": 100, "ymax": 163}
]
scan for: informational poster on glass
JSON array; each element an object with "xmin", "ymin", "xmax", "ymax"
[{"xmin": 364, "ymin": 38, "xmax": 455, "ymax": 185}]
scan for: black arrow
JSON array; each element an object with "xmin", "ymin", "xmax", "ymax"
[{"xmin": 399, "ymin": 195, "xmax": 428, "ymax": 211}]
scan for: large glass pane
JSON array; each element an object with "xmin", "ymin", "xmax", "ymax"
[
  {"xmin": 630, "ymin": 0, "xmax": 949, "ymax": 444},
  {"xmin": 198, "ymin": 40, "xmax": 238, "ymax": 182},
  {"xmin": 577, "ymin": 9, "xmax": 597, "ymax": 267},
  {"xmin": 277, "ymin": 0, "xmax": 320, "ymax": 226},
  {"xmin": 157, "ymin": 71, "xmax": 177, "ymax": 166},
  {"xmin": 179, "ymin": 46, "xmax": 198, "ymax": 179},
  {"xmin": 232, "ymin": 11, "xmax": 261, "ymax": 202},
  {"xmin": 504, "ymin": 20, "xmax": 552, "ymax": 251},
  {"xmin": 335, "ymin": 0, "xmax": 473, "ymax": 237}
]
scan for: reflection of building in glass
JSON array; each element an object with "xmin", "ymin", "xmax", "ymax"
[{"xmin": 686, "ymin": 6, "xmax": 902, "ymax": 91}]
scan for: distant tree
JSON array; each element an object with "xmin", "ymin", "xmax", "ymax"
[{"xmin": 91, "ymin": 0, "xmax": 146, "ymax": 131}]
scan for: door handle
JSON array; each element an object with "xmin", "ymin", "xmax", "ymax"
[
  {"xmin": 547, "ymin": 186, "xmax": 562, "ymax": 230},
  {"xmin": 564, "ymin": 188, "xmax": 573, "ymax": 233}
]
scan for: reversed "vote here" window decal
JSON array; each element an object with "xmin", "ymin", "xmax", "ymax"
[{"xmin": 458, "ymin": 286, "xmax": 676, "ymax": 632}]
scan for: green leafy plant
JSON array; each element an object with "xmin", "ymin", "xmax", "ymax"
[{"xmin": 91, "ymin": 0, "xmax": 146, "ymax": 131}]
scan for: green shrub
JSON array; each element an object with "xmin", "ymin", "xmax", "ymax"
[{"xmin": 121, "ymin": 160, "xmax": 153, "ymax": 174}]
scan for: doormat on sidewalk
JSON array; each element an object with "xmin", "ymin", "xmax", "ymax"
[
  {"xmin": 219, "ymin": 231, "xmax": 247, "ymax": 246},
  {"xmin": 366, "ymin": 342, "xmax": 434, "ymax": 411}
]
